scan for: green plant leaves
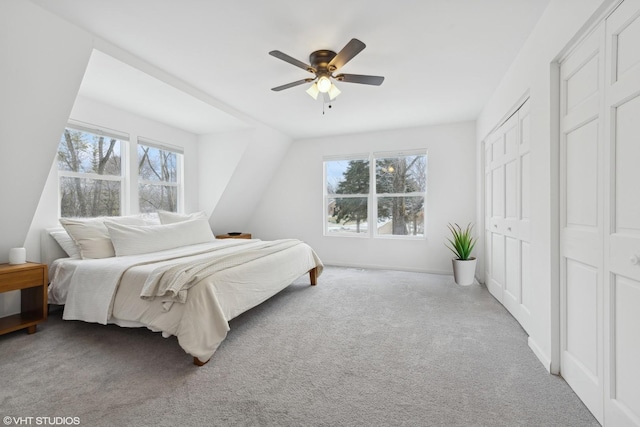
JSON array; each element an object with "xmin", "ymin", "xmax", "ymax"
[{"xmin": 445, "ymin": 223, "xmax": 477, "ymax": 260}]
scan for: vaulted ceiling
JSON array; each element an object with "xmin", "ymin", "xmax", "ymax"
[{"xmin": 30, "ymin": 0, "xmax": 551, "ymax": 139}]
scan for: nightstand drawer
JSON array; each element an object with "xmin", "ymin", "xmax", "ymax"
[{"xmin": 0, "ymin": 269, "xmax": 44, "ymax": 292}]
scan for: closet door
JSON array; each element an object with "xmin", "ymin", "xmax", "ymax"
[
  {"xmin": 484, "ymin": 100, "xmax": 531, "ymax": 333},
  {"xmin": 604, "ymin": 1, "xmax": 640, "ymax": 424},
  {"xmin": 559, "ymin": 24, "xmax": 605, "ymax": 423},
  {"xmin": 517, "ymin": 101, "xmax": 532, "ymax": 333},
  {"xmin": 501, "ymin": 112, "xmax": 521, "ymax": 318},
  {"xmin": 484, "ymin": 141, "xmax": 493, "ymax": 291},
  {"xmin": 487, "ymin": 118, "xmax": 510, "ymax": 303}
]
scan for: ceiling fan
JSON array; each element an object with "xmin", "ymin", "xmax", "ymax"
[{"xmin": 269, "ymin": 38, "xmax": 384, "ymax": 102}]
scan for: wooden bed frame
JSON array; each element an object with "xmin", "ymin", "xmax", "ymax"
[{"xmin": 192, "ymin": 266, "xmax": 319, "ymax": 366}]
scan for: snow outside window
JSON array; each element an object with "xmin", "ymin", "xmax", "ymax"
[{"xmin": 324, "ymin": 150, "xmax": 427, "ymax": 238}]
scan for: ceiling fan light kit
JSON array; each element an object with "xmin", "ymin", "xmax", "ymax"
[
  {"xmin": 269, "ymin": 38, "xmax": 384, "ymax": 108},
  {"xmin": 316, "ymin": 76, "xmax": 332, "ymax": 93},
  {"xmin": 305, "ymin": 83, "xmax": 320, "ymax": 100}
]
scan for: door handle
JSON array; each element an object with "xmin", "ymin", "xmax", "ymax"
[
  {"xmin": 507, "ymin": 227, "xmax": 512, "ymax": 231},
  {"xmin": 631, "ymin": 254, "xmax": 640, "ymax": 265}
]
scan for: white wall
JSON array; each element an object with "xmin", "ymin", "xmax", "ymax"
[
  {"xmin": 247, "ymin": 121, "xmax": 476, "ymax": 273},
  {"xmin": 0, "ymin": 1, "xmax": 92, "ymax": 316},
  {"xmin": 198, "ymin": 129, "xmax": 252, "ymax": 219},
  {"xmin": 200, "ymin": 125, "xmax": 292, "ymax": 235},
  {"xmin": 24, "ymin": 95, "xmax": 200, "ymax": 260},
  {"xmin": 476, "ymin": 0, "xmax": 612, "ymax": 371},
  {"xmin": 0, "ymin": 1, "xmax": 92, "ymax": 261}
]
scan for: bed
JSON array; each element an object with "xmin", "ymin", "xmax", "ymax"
[{"xmin": 42, "ymin": 213, "xmax": 323, "ymax": 366}]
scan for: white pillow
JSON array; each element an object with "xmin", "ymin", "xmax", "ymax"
[
  {"xmin": 158, "ymin": 211, "xmax": 207, "ymax": 224},
  {"xmin": 140, "ymin": 212, "xmax": 161, "ymax": 225},
  {"xmin": 60, "ymin": 216, "xmax": 147, "ymax": 259},
  {"xmin": 47, "ymin": 228, "xmax": 80, "ymax": 259},
  {"xmin": 105, "ymin": 219, "xmax": 216, "ymax": 256}
]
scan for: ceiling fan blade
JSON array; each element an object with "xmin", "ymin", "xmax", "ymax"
[
  {"xmin": 335, "ymin": 73, "xmax": 385, "ymax": 86},
  {"xmin": 269, "ymin": 50, "xmax": 315, "ymax": 73},
  {"xmin": 271, "ymin": 78, "xmax": 315, "ymax": 91},
  {"xmin": 328, "ymin": 38, "xmax": 366, "ymax": 71}
]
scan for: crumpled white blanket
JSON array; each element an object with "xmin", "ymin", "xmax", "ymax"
[
  {"xmin": 140, "ymin": 239, "xmax": 303, "ymax": 311},
  {"xmin": 62, "ymin": 240, "xmax": 256, "ymax": 324}
]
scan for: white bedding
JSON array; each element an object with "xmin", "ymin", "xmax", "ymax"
[{"xmin": 48, "ymin": 238, "xmax": 323, "ymax": 363}]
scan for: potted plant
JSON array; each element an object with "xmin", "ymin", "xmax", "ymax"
[{"xmin": 445, "ymin": 223, "xmax": 477, "ymax": 286}]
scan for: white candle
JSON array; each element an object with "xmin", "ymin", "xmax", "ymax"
[{"xmin": 9, "ymin": 247, "xmax": 26, "ymax": 264}]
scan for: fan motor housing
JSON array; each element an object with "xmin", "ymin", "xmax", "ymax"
[{"xmin": 309, "ymin": 50, "xmax": 337, "ymax": 72}]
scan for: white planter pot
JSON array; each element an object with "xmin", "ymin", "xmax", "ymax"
[{"xmin": 452, "ymin": 258, "xmax": 477, "ymax": 286}]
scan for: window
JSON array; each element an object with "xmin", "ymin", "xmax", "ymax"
[
  {"xmin": 324, "ymin": 150, "xmax": 427, "ymax": 237},
  {"xmin": 57, "ymin": 124, "xmax": 185, "ymax": 219},
  {"xmin": 137, "ymin": 140, "xmax": 182, "ymax": 213},
  {"xmin": 57, "ymin": 125, "xmax": 125, "ymax": 218},
  {"xmin": 325, "ymin": 157, "xmax": 370, "ymax": 235},
  {"xmin": 375, "ymin": 153, "xmax": 426, "ymax": 236}
]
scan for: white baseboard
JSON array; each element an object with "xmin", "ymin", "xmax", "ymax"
[
  {"xmin": 323, "ymin": 261, "xmax": 452, "ymax": 276},
  {"xmin": 528, "ymin": 336, "xmax": 552, "ymax": 373}
]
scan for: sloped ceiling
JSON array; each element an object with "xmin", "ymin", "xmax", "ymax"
[
  {"xmin": 79, "ymin": 50, "xmax": 250, "ymax": 134},
  {"xmin": 30, "ymin": 0, "xmax": 551, "ymax": 139}
]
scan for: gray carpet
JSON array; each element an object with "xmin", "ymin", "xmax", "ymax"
[{"xmin": 0, "ymin": 267, "xmax": 598, "ymax": 427}]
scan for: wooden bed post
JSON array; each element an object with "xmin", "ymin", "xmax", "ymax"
[{"xmin": 193, "ymin": 357, "xmax": 210, "ymax": 366}]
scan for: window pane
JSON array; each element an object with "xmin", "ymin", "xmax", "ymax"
[
  {"xmin": 326, "ymin": 159, "xmax": 369, "ymax": 194},
  {"xmin": 326, "ymin": 197, "xmax": 368, "ymax": 234},
  {"xmin": 60, "ymin": 177, "xmax": 121, "ymax": 217},
  {"xmin": 139, "ymin": 183, "xmax": 177, "ymax": 213},
  {"xmin": 58, "ymin": 128, "xmax": 122, "ymax": 176},
  {"xmin": 138, "ymin": 145, "xmax": 177, "ymax": 183},
  {"xmin": 377, "ymin": 196, "xmax": 425, "ymax": 236},
  {"xmin": 376, "ymin": 155, "xmax": 426, "ymax": 193}
]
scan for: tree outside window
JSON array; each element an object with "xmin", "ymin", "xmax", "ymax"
[
  {"xmin": 138, "ymin": 143, "xmax": 180, "ymax": 213},
  {"xmin": 324, "ymin": 151, "xmax": 426, "ymax": 237},
  {"xmin": 325, "ymin": 158, "xmax": 369, "ymax": 234},
  {"xmin": 375, "ymin": 154, "xmax": 426, "ymax": 236},
  {"xmin": 57, "ymin": 127, "xmax": 123, "ymax": 218}
]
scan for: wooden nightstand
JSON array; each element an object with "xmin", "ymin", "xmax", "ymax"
[
  {"xmin": 0, "ymin": 262, "xmax": 48, "ymax": 335},
  {"xmin": 216, "ymin": 233, "xmax": 252, "ymax": 239}
]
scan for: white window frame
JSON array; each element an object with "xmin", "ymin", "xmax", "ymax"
[
  {"xmin": 323, "ymin": 149, "xmax": 427, "ymax": 239},
  {"xmin": 372, "ymin": 149, "xmax": 427, "ymax": 240},
  {"xmin": 137, "ymin": 137, "xmax": 184, "ymax": 214},
  {"xmin": 324, "ymin": 153, "xmax": 370, "ymax": 238},
  {"xmin": 57, "ymin": 122, "xmax": 129, "ymax": 218}
]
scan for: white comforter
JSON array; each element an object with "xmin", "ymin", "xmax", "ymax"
[
  {"xmin": 51, "ymin": 239, "xmax": 323, "ymax": 362},
  {"xmin": 141, "ymin": 239, "xmax": 303, "ymax": 309}
]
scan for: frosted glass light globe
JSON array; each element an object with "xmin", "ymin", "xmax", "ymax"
[{"xmin": 317, "ymin": 76, "xmax": 332, "ymax": 93}]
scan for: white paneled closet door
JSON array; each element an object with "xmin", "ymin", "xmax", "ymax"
[
  {"xmin": 559, "ymin": 23, "xmax": 605, "ymax": 424},
  {"xmin": 604, "ymin": 0, "xmax": 640, "ymax": 424},
  {"xmin": 559, "ymin": 1, "xmax": 640, "ymax": 425},
  {"xmin": 484, "ymin": 99, "xmax": 531, "ymax": 334}
]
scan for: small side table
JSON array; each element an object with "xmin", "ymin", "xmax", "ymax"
[
  {"xmin": 216, "ymin": 233, "xmax": 252, "ymax": 239},
  {"xmin": 0, "ymin": 262, "xmax": 48, "ymax": 335}
]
